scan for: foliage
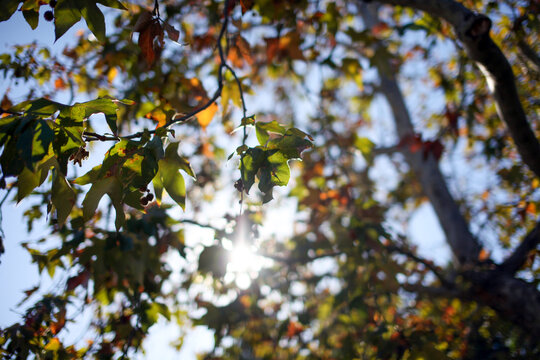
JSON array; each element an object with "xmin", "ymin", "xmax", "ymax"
[{"xmin": 1, "ymin": 0, "xmax": 540, "ymax": 359}]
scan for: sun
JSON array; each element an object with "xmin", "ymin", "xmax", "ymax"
[{"xmin": 225, "ymin": 243, "xmax": 270, "ymax": 289}]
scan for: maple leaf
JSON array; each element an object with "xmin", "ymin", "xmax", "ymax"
[{"xmin": 196, "ymin": 102, "xmax": 218, "ymax": 130}]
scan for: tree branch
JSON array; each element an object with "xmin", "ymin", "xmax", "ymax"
[
  {"xmin": 386, "ymin": 243, "xmax": 452, "ymax": 287},
  {"xmin": 372, "ymin": 0, "xmax": 540, "ymax": 178},
  {"xmin": 359, "ymin": 3, "xmax": 482, "ymax": 265},
  {"xmin": 499, "ymin": 221, "xmax": 540, "ymax": 274}
]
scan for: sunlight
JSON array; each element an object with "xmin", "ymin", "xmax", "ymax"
[{"xmin": 225, "ymin": 243, "xmax": 270, "ymax": 289}]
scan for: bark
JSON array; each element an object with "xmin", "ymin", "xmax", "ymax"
[
  {"xmin": 373, "ymin": 0, "xmax": 540, "ymax": 179},
  {"xmin": 465, "ymin": 269, "xmax": 540, "ymax": 337}
]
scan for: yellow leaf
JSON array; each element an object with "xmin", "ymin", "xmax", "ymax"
[
  {"xmin": 45, "ymin": 338, "xmax": 61, "ymax": 351},
  {"xmin": 196, "ymin": 103, "xmax": 218, "ymax": 130},
  {"xmin": 107, "ymin": 67, "xmax": 118, "ymax": 83}
]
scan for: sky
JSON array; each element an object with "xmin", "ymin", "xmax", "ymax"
[{"xmin": 0, "ymin": 3, "xmax": 453, "ymax": 359}]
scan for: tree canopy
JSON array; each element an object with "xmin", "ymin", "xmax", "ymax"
[{"xmin": 1, "ymin": 0, "xmax": 539, "ymax": 358}]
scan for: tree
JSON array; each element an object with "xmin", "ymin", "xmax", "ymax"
[{"xmin": 0, "ymin": 0, "xmax": 539, "ymax": 358}]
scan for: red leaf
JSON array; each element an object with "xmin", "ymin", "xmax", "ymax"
[
  {"xmin": 239, "ymin": 0, "xmax": 254, "ymax": 13},
  {"xmin": 66, "ymin": 270, "xmax": 90, "ymax": 291}
]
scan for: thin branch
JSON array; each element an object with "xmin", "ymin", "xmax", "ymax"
[
  {"xmin": 386, "ymin": 244, "xmax": 452, "ymax": 287},
  {"xmin": 402, "ymin": 282, "xmax": 463, "ymax": 299},
  {"xmin": 258, "ymin": 250, "xmax": 343, "ymax": 264},
  {"xmin": 180, "ymin": 219, "xmax": 220, "ymax": 231},
  {"xmin": 499, "ymin": 221, "xmax": 540, "ymax": 274}
]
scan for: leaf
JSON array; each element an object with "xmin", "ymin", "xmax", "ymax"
[
  {"xmin": 196, "ymin": 102, "xmax": 218, "ymax": 130},
  {"xmin": 22, "ymin": 9, "xmax": 39, "ymax": 30},
  {"xmin": 164, "ymin": 22, "xmax": 180, "ymax": 42},
  {"xmin": 240, "ymin": 147, "xmax": 265, "ymax": 193},
  {"xmin": 44, "ymin": 338, "xmax": 61, "ymax": 351},
  {"xmin": 14, "ymin": 98, "xmax": 66, "ymax": 116},
  {"xmin": 268, "ymin": 129, "xmax": 312, "ymax": 159},
  {"xmin": 198, "ymin": 245, "xmax": 228, "ymax": 277},
  {"xmin": 355, "ymin": 136, "xmax": 374, "ymax": 163},
  {"xmin": 0, "ymin": 0, "xmax": 20, "ymax": 22},
  {"xmin": 72, "ymin": 98, "xmax": 120, "ymax": 135},
  {"xmin": 54, "ymin": 0, "xmax": 82, "ymax": 41},
  {"xmin": 80, "ymin": 0, "xmax": 106, "ymax": 42},
  {"xmin": 132, "ymin": 10, "xmax": 152, "ymax": 33},
  {"xmin": 152, "ymin": 170, "xmax": 164, "ymax": 205},
  {"xmin": 82, "ymin": 176, "xmax": 122, "ymax": 223},
  {"xmin": 96, "ymin": 0, "xmax": 127, "ymax": 10},
  {"xmin": 255, "ymin": 124, "xmax": 269, "ymax": 146},
  {"xmin": 138, "ymin": 20, "xmax": 164, "ymax": 66},
  {"xmin": 159, "ymin": 161, "xmax": 186, "ymax": 209},
  {"xmin": 17, "ymin": 166, "xmax": 41, "ymax": 202},
  {"xmin": 51, "ymin": 171, "xmax": 75, "ymax": 225}
]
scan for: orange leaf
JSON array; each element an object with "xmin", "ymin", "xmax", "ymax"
[
  {"xmin": 478, "ymin": 248, "xmax": 490, "ymax": 261},
  {"xmin": 145, "ymin": 109, "xmax": 167, "ymax": 128},
  {"xmin": 54, "ymin": 78, "xmax": 66, "ymax": 90},
  {"xmin": 286, "ymin": 321, "xmax": 304, "ymax": 338},
  {"xmin": 372, "ymin": 22, "xmax": 390, "ymax": 37},
  {"xmin": 196, "ymin": 102, "xmax": 218, "ymax": 130}
]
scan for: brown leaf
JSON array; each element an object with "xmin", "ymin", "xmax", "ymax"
[
  {"xmin": 265, "ymin": 37, "xmax": 279, "ymax": 63},
  {"xmin": 133, "ymin": 10, "xmax": 153, "ymax": 33},
  {"xmin": 138, "ymin": 21, "xmax": 164, "ymax": 66},
  {"xmin": 138, "ymin": 24, "xmax": 156, "ymax": 65},
  {"xmin": 164, "ymin": 22, "xmax": 180, "ymax": 42}
]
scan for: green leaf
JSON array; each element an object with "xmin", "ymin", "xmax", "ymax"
[
  {"xmin": 17, "ymin": 167, "xmax": 41, "ymax": 202},
  {"xmin": 152, "ymin": 171, "xmax": 164, "ymax": 205},
  {"xmin": 54, "ymin": 0, "xmax": 83, "ymax": 41},
  {"xmin": 268, "ymin": 129, "xmax": 312, "ymax": 159},
  {"xmin": 164, "ymin": 142, "xmax": 196, "ymax": 179},
  {"xmin": 159, "ymin": 161, "xmax": 186, "ymax": 210},
  {"xmin": 22, "ymin": 9, "xmax": 39, "ymax": 30},
  {"xmin": 75, "ymin": 165, "xmax": 101, "ymax": 185},
  {"xmin": 0, "ymin": 0, "xmax": 20, "ymax": 22},
  {"xmin": 51, "ymin": 171, "xmax": 75, "ymax": 225},
  {"xmin": 14, "ymin": 98, "xmax": 66, "ymax": 116},
  {"xmin": 97, "ymin": 0, "xmax": 127, "ymax": 10},
  {"xmin": 255, "ymin": 124, "xmax": 269, "ymax": 146},
  {"xmin": 256, "ymin": 120, "xmax": 286, "ymax": 135},
  {"xmin": 240, "ymin": 147, "xmax": 266, "ymax": 193},
  {"xmin": 31, "ymin": 120, "xmax": 55, "ymax": 166},
  {"xmin": 82, "ymin": 176, "xmax": 122, "ymax": 221},
  {"xmin": 355, "ymin": 136, "xmax": 375, "ymax": 163},
  {"xmin": 80, "ymin": 0, "xmax": 106, "ymax": 42},
  {"xmin": 267, "ymin": 151, "xmax": 290, "ymax": 186},
  {"xmin": 73, "ymin": 98, "xmax": 119, "ymax": 135}
]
